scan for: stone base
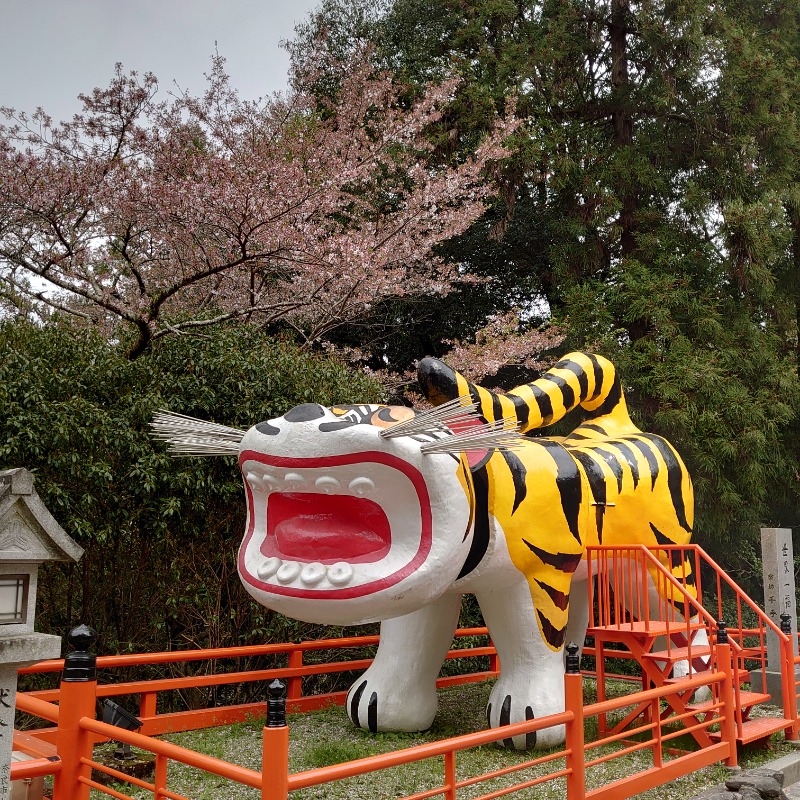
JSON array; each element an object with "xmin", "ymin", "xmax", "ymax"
[
  {"xmin": 750, "ymin": 668, "xmax": 800, "ymax": 710},
  {"xmin": 0, "ymin": 633, "xmax": 60, "ymax": 668}
]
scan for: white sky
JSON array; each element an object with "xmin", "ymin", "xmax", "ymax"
[{"xmin": 1, "ymin": 0, "xmax": 321, "ymax": 122}]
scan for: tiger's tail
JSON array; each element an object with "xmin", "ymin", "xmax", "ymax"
[{"xmin": 417, "ymin": 352, "xmax": 636, "ymax": 435}]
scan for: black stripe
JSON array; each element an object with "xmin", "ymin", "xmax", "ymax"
[
  {"xmin": 500, "ymin": 695, "xmax": 514, "ymax": 748},
  {"xmin": 537, "ymin": 440, "xmax": 582, "ymax": 544},
  {"xmin": 587, "ymin": 354, "xmax": 604, "ymax": 400},
  {"xmin": 525, "ymin": 706, "xmax": 537, "ymax": 750},
  {"xmin": 468, "ymin": 382, "xmax": 487, "ymax": 423},
  {"xmin": 491, "ymin": 392, "xmax": 504, "ymax": 425},
  {"xmin": 638, "ymin": 434, "xmax": 692, "ymax": 533},
  {"xmin": 457, "ymin": 464, "xmax": 490, "ymax": 579},
  {"xmin": 368, "ymin": 692, "xmax": 378, "ymax": 733},
  {"xmin": 585, "ymin": 375, "xmax": 622, "ymax": 418},
  {"xmin": 534, "ymin": 578, "xmax": 569, "ymax": 611},
  {"xmin": 522, "ymin": 539, "xmax": 583, "ymax": 572},
  {"xmin": 570, "ymin": 450, "xmax": 607, "ymax": 505},
  {"xmin": 531, "ymin": 384, "xmax": 554, "ymax": 425},
  {"xmin": 564, "ymin": 432, "xmax": 590, "ymax": 440},
  {"xmin": 623, "ymin": 437, "xmax": 659, "ymax": 489},
  {"xmin": 541, "ymin": 373, "xmax": 576, "ymax": 412},
  {"xmin": 509, "ymin": 393, "xmax": 530, "ymax": 429},
  {"xmin": 537, "ymin": 609, "xmax": 567, "ymax": 649},
  {"xmin": 587, "ymin": 446, "xmax": 624, "ymax": 492},
  {"xmin": 555, "ymin": 359, "xmax": 589, "ymax": 399},
  {"xmin": 350, "ymin": 680, "xmax": 367, "ymax": 728},
  {"xmin": 650, "ymin": 523, "xmax": 695, "ymax": 584},
  {"xmin": 502, "ymin": 449, "xmax": 528, "ymax": 515},
  {"xmin": 609, "ymin": 440, "xmax": 640, "ymax": 489},
  {"xmin": 570, "ymin": 450, "xmax": 608, "ymax": 542},
  {"xmin": 319, "ymin": 420, "xmax": 357, "ymax": 432},
  {"xmin": 650, "ymin": 523, "xmax": 684, "ymax": 568},
  {"xmin": 579, "ymin": 423, "xmax": 609, "ymax": 436}
]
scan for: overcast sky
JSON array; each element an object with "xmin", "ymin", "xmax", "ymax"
[{"xmin": 1, "ymin": 0, "xmax": 321, "ymax": 123}]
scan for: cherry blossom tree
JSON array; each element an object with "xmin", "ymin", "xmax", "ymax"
[{"xmin": 0, "ymin": 56, "xmax": 512, "ymax": 358}]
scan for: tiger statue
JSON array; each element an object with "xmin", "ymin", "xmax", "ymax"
[{"xmin": 152, "ymin": 352, "xmax": 696, "ymax": 750}]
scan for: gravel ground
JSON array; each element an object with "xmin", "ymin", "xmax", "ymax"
[{"xmin": 89, "ymin": 680, "xmax": 797, "ymax": 800}]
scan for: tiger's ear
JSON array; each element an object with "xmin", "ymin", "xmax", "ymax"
[{"xmin": 417, "ymin": 357, "xmax": 462, "ymax": 406}]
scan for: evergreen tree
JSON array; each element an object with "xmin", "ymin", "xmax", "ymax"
[{"xmin": 290, "ymin": 0, "xmax": 800, "ymax": 554}]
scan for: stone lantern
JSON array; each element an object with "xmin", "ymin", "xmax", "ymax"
[{"xmin": 0, "ymin": 468, "xmax": 83, "ymax": 799}]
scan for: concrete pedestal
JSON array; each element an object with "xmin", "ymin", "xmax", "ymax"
[{"xmin": 0, "ymin": 633, "xmax": 61, "ymax": 800}]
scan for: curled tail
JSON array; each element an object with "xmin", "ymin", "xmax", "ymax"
[{"xmin": 417, "ymin": 352, "xmax": 637, "ymax": 435}]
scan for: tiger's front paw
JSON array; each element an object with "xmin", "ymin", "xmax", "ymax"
[{"xmin": 345, "ymin": 669, "xmax": 437, "ymax": 733}]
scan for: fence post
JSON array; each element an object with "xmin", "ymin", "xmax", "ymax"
[
  {"xmin": 488, "ymin": 637, "xmax": 500, "ymax": 676},
  {"xmin": 287, "ymin": 648, "xmax": 303, "ymax": 704},
  {"xmin": 52, "ymin": 625, "xmax": 98, "ymax": 800},
  {"xmin": 716, "ymin": 622, "xmax": 738, "ymax": 768},
  {"xmin": 262, "ymin": 679, "xmax": 289, "ymax": 800},
  {"xmin": 779, "ymin": 613, "xmax": 799, "ymax": 740},
  {"xmin": 564, "ymin": 642, "xmax": 586, "ymax": 800}
]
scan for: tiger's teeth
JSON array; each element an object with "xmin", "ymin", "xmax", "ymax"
[
  {"xmin": 254, "ymin": 558, "xmax": 356, "ymax": 587},
  {"xmin": 327, "ymin": 562, "xmax": 354, "ymax": 586},
  {"xmin": 300, "ymin": 563, "xmax": 326, "ymax": 585},
  {"xmin": 315, "ymin": 476, "xmax": 341, "ymax": 493},
  {"xmin": 262, "ymin": 474, "xmax": 280, "ymax": 492},
  {"xmin": 257, "ymin": 557, "xmax": 281, "ymax": 580},
  {"xmin": 348, "ymin": 477, "xmax": 374, "ymax": 496},
  {"xmin": 284, "ymin": 472, "xmax": 307, "ymax": 490},
  {"xmin": 276, "ymin": 561, "xmax": 301, "ymax": 583}
]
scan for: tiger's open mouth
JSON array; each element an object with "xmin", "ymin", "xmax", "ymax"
[{"xmin": 238, "ymin": 450, "xmax": 433, "ymax": 599}]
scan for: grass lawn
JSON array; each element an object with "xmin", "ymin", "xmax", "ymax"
[{"xmin": 90, "ymin": 679, "xmax": 797, "ymax": 800}]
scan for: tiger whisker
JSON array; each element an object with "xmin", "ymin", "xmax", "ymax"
[
  {"xmin": 150, "ymin": 410, "xmax": 245, "ymax": 457},
  {"xmin": 379, "ymin": 397, "xmax": 479, "ymax": 439},
  {"xmin": 421, "ymin": 418, "xmax": 524, "ymax": 454}
]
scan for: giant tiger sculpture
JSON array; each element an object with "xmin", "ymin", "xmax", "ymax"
[{"xmin": 152, "ymin": 352, "xmax": 697, "ymax": 750}]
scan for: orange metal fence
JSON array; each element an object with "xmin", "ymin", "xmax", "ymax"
[
  {"xmin": 13, "ymin": 543, "xmax": 798, "ymax": 798},
  {"xmin": 16, "ymin": 641, "xmax": 738, "ymax": 800},
  {"xmin": 586, "ymin": 544, "xmax": 800, "ymax": 742}
]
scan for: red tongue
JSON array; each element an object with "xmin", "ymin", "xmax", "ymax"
[{"xmin": 263, "ymin": 493, "xmax": 391, "ymax": 564}]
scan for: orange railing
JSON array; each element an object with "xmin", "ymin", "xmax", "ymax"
[
  {"xmin": 586, "ymin": 544, "xmax": 800, "ymax": 741},
  {"xmin": 17, "ymin": 641, "xmax": 738, "ymax": 800},
  {"xmin": 15, "ymin": 543, "xmax": 798, "ymax": 797},
  {"xmin": 18, "ymin": 627, "xmax": 499, "ymax": 741}
]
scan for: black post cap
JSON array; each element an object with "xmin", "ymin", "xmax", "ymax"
[
  {"xmin": 716, "ymin": 619, "xmax": 728, "ymax": 644},
  {"xmin": 565, "ymin": 642, "xmax": 581, "ymax": 674},
  {"xmin": 780, "ymin": 613, "xmax": 793, "ymax": 635},
  {"xmin": 62, "ymin": 624, "xmax": 97, "ymax": 682},
  {"xmin": 267, "ymin": 679, "xmax": 287, "ymax": 728}
]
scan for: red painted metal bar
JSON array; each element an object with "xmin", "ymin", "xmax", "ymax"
[
  {"xmin": 9, "ymin": 757, "xmax": 61, "ymax": 781},
  {"xmin": 20, "ymin": 627, "xmax": 491, "ymax": 675},
  {"xmin": 79, "ymin": 716, "xmax": 264, "ymax": 789},
  {"xmin": 286, "ymin": 711, "xmax": 573, "ymax": 791},
  {"xmin": 15, "ymin": 692, "xmax": 59, "ymax": 722}
]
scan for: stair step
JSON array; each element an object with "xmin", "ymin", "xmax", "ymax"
[
  {"xmin": 709, "ymin": 716, "xmax": 793, "ymax": 745},
  {"xmin": 686, "ymin": 691, "xmax": 770, "ymax": 712},
  {"xmin": 587, "ymin": 622, "xmax": 707, "ymax": 638},
  {"xmin": 642, "ymin": 645, "xmax": 712, "ymax": 664}
]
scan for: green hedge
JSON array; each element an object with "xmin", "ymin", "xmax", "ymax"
[{"xmin": 0, "ymin": 320, "xmax": 383, "ymax": 658}]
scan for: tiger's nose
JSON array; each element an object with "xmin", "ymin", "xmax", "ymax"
[{"xmin": 283, "ymin": 403, "xmax": 326, "ymax": 422}]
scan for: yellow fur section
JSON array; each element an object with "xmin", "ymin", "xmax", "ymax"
[
  {"xmin": 482, "ymin": 447, "xmax": 587, "ymax": 641},
  {"xmin": 438, "ymin": 352, "xmax": 696, "ymax": 650}
]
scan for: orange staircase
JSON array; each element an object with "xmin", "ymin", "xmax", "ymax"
[{"xmin": 585, "ymin": 545, "xmax": 799, "ymax": 747}]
